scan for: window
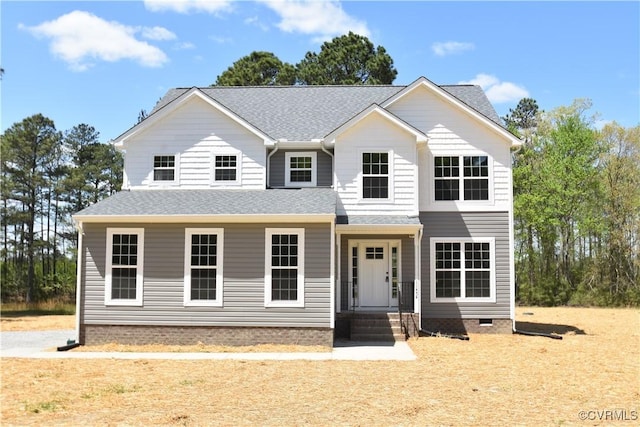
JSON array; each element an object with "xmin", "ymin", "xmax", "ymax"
[
  {"xmin": 285, "ymin": 152, "xmax": 316, "ymax": 187},
  {"xmin": 214, "ymin": 155, "xmax": 238, "ymax": 182},
  {"xmin": 434, "ymin": 155, "xmax": 489, "ymax": 201},
  {"xmin": 362, "ymin": 152, "xmax": 389, "ymax": 199},
  {"xmin": 105, "ymin": 228, "xmax": 144, "ymax": 306},
  {"xmin": 184, "ymin": 229, "xmax": 224, "ymax": 306},
  {"xmin": 153, "ymin": 155, "xmax": 175, "ymax": 181},
  {"xmin": 265, "ymin": 228, "xmax": 304, "ymax": 307},
  {"xmin": 430, "ymin": 238, "xmax": 495, "ymax": 302}
]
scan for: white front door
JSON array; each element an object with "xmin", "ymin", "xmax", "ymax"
[{"xmin": 359, "ymin": 243, "xmax": 389, "ymax": 307}]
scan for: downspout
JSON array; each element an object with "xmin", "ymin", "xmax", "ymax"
[
  {"xmin": 415, "ymin": 225, "xmax": 423, "ymax": 333},
  {"xmin": 320, "ymin": 141, "xmax": 334, "ymax": 189},
  {"xmin": 266, "ymin": 140, "xmax": 280, "ymax": 188},
  {"xmin": 74, "ymin": 220, "xmax": 84, "ymax": 344}
]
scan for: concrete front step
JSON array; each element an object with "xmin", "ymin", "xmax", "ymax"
[{"xmin": 350, "ymin": 312, "xmax": 406, "ymax": 341}]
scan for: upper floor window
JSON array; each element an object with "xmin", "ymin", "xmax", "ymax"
[
  {"xmin": 362, "ymin": 152, "xmax": 389, "ymax": 199},
  {"xmin": 430, "ymin": 238, "xmax": 495, "ymax": 302},
  {"xmin": 285, "ymin": 152, "xmax": 316, "ymax": 187},
  {"xmin": 154, "ymin": 155, "xmax": 175, "ymax": 181},
  {"xmin": 184, "ymin": 228, "xmax": 224, "ymax": 306},
  {"xmin": 214, "ymin": 155, "xmax": 238, "ymax": 182},
  {"xmin": 105, "ymin": 228, "xmax": 144, "ymax": 306},
  {"xmin": 265, "ymin": 228, "xmax": 305, "ymax": 307},
  {"xmin": 434, "ymin": 155, "xmax": 488, "ymax": 201}
]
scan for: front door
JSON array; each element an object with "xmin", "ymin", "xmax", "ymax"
[{"xmin": 359, "ymin": 243, "xmax": 390, "ymax": 307}]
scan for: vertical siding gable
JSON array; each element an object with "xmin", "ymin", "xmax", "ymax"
[
  {"xmin": 123, "ymin": 96, "xmax": 266, "ymax": 189},
  {"xmin": 334, "ymin": 114, "xmax": 418, "ymax": 215}
]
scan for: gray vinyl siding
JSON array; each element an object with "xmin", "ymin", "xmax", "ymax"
[
  {"xmin": 81, "ymin": 222, "xmax": 332, "ymax": 328},
  {"xmin": 269, "ymin": 149, "xmax": 333, "ymax": 188},
  {"xmin": 339, "ymin": 234, "xmax": 415, "ymax": 283},
  {"xmin": 420, "ymin": 211, "xmax": 511, "ymax": 319}
]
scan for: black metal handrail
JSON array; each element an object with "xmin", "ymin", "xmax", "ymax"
[{"xmin": 398, "ymin": 281, "xmax": 415, "ymax": 338}]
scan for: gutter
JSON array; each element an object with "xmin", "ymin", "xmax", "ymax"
[{"xmin": 74, "ymin": 220, "xmax": 84, "ymax": 344}]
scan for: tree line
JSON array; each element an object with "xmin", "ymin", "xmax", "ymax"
[
  {"xmin": 1, "ymin": 32, "xmax": 638, "ymax": 306},
  {"xmin": 505, "ymin": 99, "xmax": 640, "ymax": 306},
  {"xmin": 1, "ymin": 116, "xmax": 122, "ymax": 302}
]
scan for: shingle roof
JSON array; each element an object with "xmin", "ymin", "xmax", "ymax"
[
  {"xmin": 74, "ymin": 188, "xmax": 337, "ymax": 218},
  {"xmin": 147, "ymin": 83, "xmax": 503, "ymax": 142}
]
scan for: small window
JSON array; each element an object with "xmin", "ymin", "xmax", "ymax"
[
  {"xmin": 362, "ymin": 152, "xmax": 389, "ymax": 199},
  {"xmin": 214, "ymin": 155, "xmax": 237, "ymax": 182},
  {"xmin": 431, "ymin": 238, "xmax": 495, "ymax": 302},
  {"xmin": 365, "ymin": 247, "xmax": 384, "ymax": 260},
  {"xmin": 285, "ymin": 152, "xmax": 316, "ymax": 187},
  {"xmin": 265, "ymin": 228, "xmax": 304, "ymax": 307},
  {"xmin": 153, "ymin": 155, "xmax": 175, "ymax": 181},
  {"xmin": 105, "ymin": 228, "xmax": 144, "ymax": 306},
  {"xmin": 184, "ymin": 229, "xmax": 224, "ymax": 306},
  {"xmin": 434, "ymin": 155, "xmax": 489, "ymax": 201}
]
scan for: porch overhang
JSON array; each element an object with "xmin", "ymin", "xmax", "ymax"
[{"xmin": 335, "ymin": 215, "xmax": 422, "ymax": 235}]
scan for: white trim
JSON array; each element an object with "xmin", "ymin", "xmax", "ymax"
[
  {"xmin": 285, "ymin": 151, "xmax": 317, "ymax": 187},
  {"xmin": 429, "ymin": 237, "xmax": 496, "ymax": 303},
  {"xmin": 114, "ymin": 88, "xmax": 275, "ymax": 146},
  {"xmin": 264, "ymin": 228, "xmax": 305, "ymax": 308},
  {"xmin": 428, "ymin": 151, "xmax": 495, "ymax": 207},
  {"xmin": 381, "ymin": 77, "xmax": 522, "ymax": 148},
  {"xmin": 347, "ymin": 239, "xmax": 401, "ymax": 310},
  {"xmin": 105, "ymin": 228, "xmax": 144, "ymax": 306},
  {"xmin": 75, "ymin": 213, "xmax": 335, "ymax": 224},
  {"xmin": 329, "ymin": 217, "xmax": 336, "ymax": 327},
  {"xmin": 324, "ymin": 104, "xmax": 428, "ymax": 145},
  {"xmin": 184, "ymin": 228, "xmax": 224, "ymax": 307},
  {"xmin": 211, "ymin": 152, "xmax": 242, "ymax": 187},
  {"xmin": 75, "ymin": 222, "xmax": 83, "ymax": 343},
  {"xmin": 359, "ymin": 149, "xmax": 394, "ymax": 203},
  {"xmin": 151, "ymin": 153, "xmax": 180, "ymax": 186}
]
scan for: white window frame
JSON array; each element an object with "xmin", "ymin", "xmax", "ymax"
[
  {"xmin": 360, "ymin": 150, "xmax": 394, "ymax": 202},
  {"xmin": 105, "ymin": 228, "xmax": 144, "ymax": 306},
  {"xmin": 265, "ymin": 228, "xmax": 305, "ymax": 308},
  {"xmin": 184, "ymin": 228, "xmax": 224, "ymax": 307},
  {"xmin": 152, "ymin": 154, "xmax": 179, "ymax": 184},
  {"xmin": 212, "ymin": 152, "xmax": 241, "ymax": 186},
  {"xmin": 285, "ymin": 152, "xmax": 317, "ymax": 187},
  {"xmin": 431, "ymin": 153, "xmax": 493, "ymax": 204},
  {"xmin": 429, "ymin": 237, "xmax": 496, "ymax": 303}
]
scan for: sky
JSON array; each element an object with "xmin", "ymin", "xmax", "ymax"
[{"xmin": 2, "ymin": 1, "xmax": 639, "ymax": 142}]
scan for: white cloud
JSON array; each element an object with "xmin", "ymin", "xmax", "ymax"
[
  {"xmin": 143, "ymin": 0, "xmax": 233, "ymax": 14},
  {"xmin": 258, "ymin": 0, "xmax": 370, "ymax": 42},
  {"xmin": 459, "ymin": 73, "xmax": 529, "ymax": 104},
  {"xmin": 209, "ymin": 35, "xmax": 233, "ymax": 44},
  {"xmin": 21, "ymin": 11, "xmax": 168, "ymax": 71},
  {"xmin": 432, "ymin": 41, "xmax": 474, "ymax": 56},
  {"xmin": 141, "ymin": 26, "xmax": 176, "ymax": 41},
  {"xmin": 244, "ymin": 16, "xmax": 270, "ymax": 32}
]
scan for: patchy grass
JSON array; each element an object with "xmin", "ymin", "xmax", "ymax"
[
  {"xmin": 1, "ymin": 307, "xmax": 638, "ymax": 426},
  {"xmin": 1, "ymin": 301, "xmax": 75, "ymax": 332},
  {"xmin": 1, "ymin": 301, "xmax": 75, "ymax": 316}
]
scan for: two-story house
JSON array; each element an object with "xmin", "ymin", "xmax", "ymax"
[{"xmin": 73, "ymin": 77, "xmax": 522, "ymax": 347}]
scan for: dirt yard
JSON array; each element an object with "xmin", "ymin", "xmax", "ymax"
[{"xmin": 1, "ymin": 307, "xmax": 638, "ymax": 426}]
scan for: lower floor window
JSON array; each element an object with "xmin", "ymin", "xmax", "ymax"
[
  {"xmin": 431, "ymin": 238, "xmax": 494, "ymax": 302},
  {"xmin": 265, "ymin": 228, "xmax": 305, "ymax": 307},
  {"xmin": 106, "ymin": 228, "xmax": 144, "ymax": 306},
  {"xmin": 184, "ymin": 229, "xmax": 224, "ymax": 306}
]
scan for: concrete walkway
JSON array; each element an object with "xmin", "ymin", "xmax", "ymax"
[{"xmin": 0, "ymin": 331, "xmax": 416, "ymax": 361}]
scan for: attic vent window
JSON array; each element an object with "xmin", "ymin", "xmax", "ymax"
[{"xmin": 153, "ymin": 155, "xmax": 175, "ymax": 181}]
